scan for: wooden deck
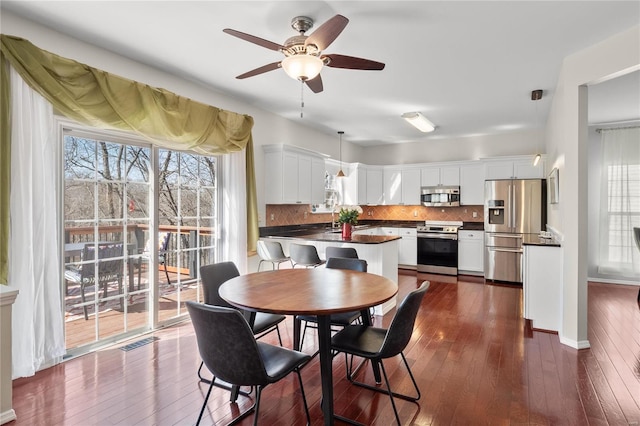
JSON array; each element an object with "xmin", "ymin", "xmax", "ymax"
[
  {"xmin": 13, "ymin": 272, "xmax": 640, "ymax": 425},
  {"xmin": 65, "ymin": 270, "xmax": 197, "ymax": 349}
]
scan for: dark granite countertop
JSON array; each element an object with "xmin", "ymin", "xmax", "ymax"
[
  {"xmin": 522, "ymin": 234, "xmax": 561, "ymax": 247},
  {"xmin": 259, "ymin": 220, "xmax": 422, "ymax": 238},
  {"xmin": 264, "ymin": 233, "xmax": 401, "ymax": 244},
  {"xmin": 460, "ymin": 222, "xmax": 484, "ymax": 231}
]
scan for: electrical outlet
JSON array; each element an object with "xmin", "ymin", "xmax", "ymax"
[
  {"xmin": 473, "ymin": 211, "xmax": 478, "ymax": 218},
  {"xmin": 303, "ymin": 211, "xmax": 308, "ymax": 219},
  {"xmin": 413, "ymin": 210, "xmax": 417, "ymax": 217},
  {"xmin": 270, "ymin": 213, "xmax": 274, "ymax": 221}
]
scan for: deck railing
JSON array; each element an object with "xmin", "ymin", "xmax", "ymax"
[{"xmin": 64, "ymin": 224, "xmax": 217, "ymax": 277}]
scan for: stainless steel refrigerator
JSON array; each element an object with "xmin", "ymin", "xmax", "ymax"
[{"xmin": 484, "ymin": 179, "xmax": 546, "ymax": 283}]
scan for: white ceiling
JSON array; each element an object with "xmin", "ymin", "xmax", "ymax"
[{"xmin": 2, "ymin": 1, "xmax": 639, "ymax": 146}]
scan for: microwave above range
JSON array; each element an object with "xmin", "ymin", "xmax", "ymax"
[{"xmin": 420, "ymin": 186, "xmax": 460, "ymax": 207}]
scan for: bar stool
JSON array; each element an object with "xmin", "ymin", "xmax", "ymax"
[
  {"xmin": 257, "ymin": 240, "xmax": 292, "ymax": 271},
  {"xmin": 290, "ymin": 243, "xmax": 326, "ymax": 268}
]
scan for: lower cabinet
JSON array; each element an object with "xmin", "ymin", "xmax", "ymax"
[
  {"xmin": 398, "ymin": 228, "xmax": 417, "ymax": 267},
  {"xmin": 458, "ymin": 230, "xmax": 484, "ymax": 275},
  {"xmin": 352, "ymin": 227, "xmax": 416, "ymax": 267},
  {"xmin": 523, "ymin": 244, "xmax": 562, "ymax": 332}
]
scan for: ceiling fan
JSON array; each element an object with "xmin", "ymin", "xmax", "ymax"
[{"xmin": 223, "ymin": 14, "xmax": 385, "ymax": 93}]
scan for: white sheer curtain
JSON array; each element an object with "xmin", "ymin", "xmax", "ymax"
[
  {"xmin": 221, "ymin": 150, "xmax": 248, "ymax": 273},
  {"xmin": 597, "ymin": 127, "xmax": 640, "ymax": 277},
  {"xmin": 9, "ymin": 66, "xmax": 65, "ymax": 378}
]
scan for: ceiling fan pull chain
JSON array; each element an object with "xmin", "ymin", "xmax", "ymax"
[{"xmin": 300, "ymin": 80, "xmax": 304, "ymax": 118}]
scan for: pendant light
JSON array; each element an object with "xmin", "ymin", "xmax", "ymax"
[
  {"xmin": 337, "ymin": 131, "xmax": 345, "ymax": 177},
  {"xmin": 531, "ymin": 89, "xmax": 543, "ymax": 166}
]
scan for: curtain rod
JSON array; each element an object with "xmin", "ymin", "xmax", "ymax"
[{"xmin": 596, "ymin": 125, "xmax": 640, "ymax": 133}]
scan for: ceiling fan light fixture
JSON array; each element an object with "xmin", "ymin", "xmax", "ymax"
[
  {"xmin": 281, "ymin": 55, "xmax": 323, "ymax": 81},
  {"xmin": 402, "ymin": 112, "xmax": 435, "ymax": 133}
]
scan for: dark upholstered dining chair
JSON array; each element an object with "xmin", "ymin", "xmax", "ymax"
[
  {"xmin": 330, "ymin": 281, "xmax": 430, "ymax": 425},
  {"xmin": 198, "ymin": 262, "xmax": 286, "ymax": 400},
  {"xmin": 325, "ymin": 246, "xmax": 359, "ymax": 260},
  {"xmin": 289, "ymin": 243, "xmax": 326, "ymax": 268},
  {"xmin": 186, "ymin": 302, "xmax": 311, "ymax": 426},
  {"xmin": 294, "ymin": 257, "xmax": 368, "ymax": 351}
]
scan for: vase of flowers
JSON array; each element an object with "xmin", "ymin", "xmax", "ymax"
[{"xmin": 335, "ymin": 205, "xmax": 363, "ymax": 240}]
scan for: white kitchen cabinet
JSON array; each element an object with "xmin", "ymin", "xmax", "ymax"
[
  {"xmin": 263, "ymin": 145, "xmax": 327, "ymax": 204},
  {"xmin": 421, "ymin": 165, "xmax": 460, "ymax": 187},
  {"xmin": 401, "ymin": 168, "xmax": 421, "ymax": 205},
  {"xmin": 459, "ymin": 163, "xmax": 486, "ymax": 205},
  {"xmin": 311, "ymin": 157, "xmax": 325, "ymax": 205},
  {"xmin": 366, "ymin": 167, "xmax": 384, "ymax": 205},
  {"xmin": 523, "ymin": 244, "xmax": 562, "ymax": 332},
  {"xmin": 383, "ymin": 169, "xmax": 402, "ymax": 205},
  {"xmin": 484, "ymin": 155, "xmax": 545, "ymax": 180},
  {"xmin": 398, "ymin": 228, "xmax": 417, "ymax": 267},
  {"xmin": 458, "ymin": 230, "xmax": 484, "ymax": 275}
]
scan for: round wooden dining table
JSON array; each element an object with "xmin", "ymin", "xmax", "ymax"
[{"xmin": 219, "ymin": 267, "xmax": 397, "ymax": 426}]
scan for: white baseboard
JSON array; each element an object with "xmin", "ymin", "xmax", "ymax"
[
  {"xmin": 559, "ymin": 334, "xmax": 591, "ymax": 350},
  {"xmin": 0, "ymin": 409, "xmax": 16, "ymax": 425},
  {"xmin": 588, "ymin": 276, "xmax": 640, "ymax": 286}
]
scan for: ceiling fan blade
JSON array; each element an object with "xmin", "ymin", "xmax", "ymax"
[
  {"xmin": 305, "ymin": 14, "xmax": 349, "ymax": 51},
  {"xmin": 324, "ymin": 54, "xmax": 386, "ymax": 70},
  {"xmin": 223, "ymin": 28, "xmax": 284, "ymax": 51},
  {"xmin": 236, "ymin": 61, "xmax": 281, "ymax": 79},
  {"xmin": 305, "ymin": 74, "xmax": 323, "ymax": 93}
]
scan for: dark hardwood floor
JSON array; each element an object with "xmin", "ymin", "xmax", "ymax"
[{"xmin": 12, "ymin": 272, "xmax": 640, "ymax": 425}]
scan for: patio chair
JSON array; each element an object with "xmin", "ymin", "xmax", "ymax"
[
  {"xmin": 137, "ymin": 231, "xmax": 171, "ymax": 287},
  {"xmin": 64, "ymin": 242, "xmax": 124, "ymax": 320}
]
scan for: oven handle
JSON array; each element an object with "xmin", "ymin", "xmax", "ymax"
[{"xmin": 417, "ymin": 233, "xmax": 458, "ymax": 240}]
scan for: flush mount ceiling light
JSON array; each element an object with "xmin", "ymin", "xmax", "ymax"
[
  {"xmin": 401, "ymin": 112, "xmax": 435, "ymax": 133},
  {"xmin": 533, "ymin": 153, "xmax": 541, "ymax": 166}
]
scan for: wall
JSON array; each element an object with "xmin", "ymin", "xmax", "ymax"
[
  {"xmin": 361, "ymin": 129, "xmax": 545, "ymax": 165},
  {"xmin": 545, "ymin": 25, "xmax": 640, "ymax": 348},
  {"xmin": 265, "ymin": 204, "xmax": 484, "ymax": 227}
]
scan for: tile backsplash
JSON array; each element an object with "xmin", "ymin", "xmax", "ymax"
[{"xmin": 265, "ymin": 204, "xmax": 484, "ymax": 226}]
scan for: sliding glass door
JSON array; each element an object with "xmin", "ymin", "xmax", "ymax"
[{"xmin": 63, "ymin": 125, "xmax": 218, "ymax": 352}]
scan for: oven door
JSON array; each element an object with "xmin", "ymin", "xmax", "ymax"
[{"xmin": 416, "ymin": 233, "xmax": 458, "ymax": 275}]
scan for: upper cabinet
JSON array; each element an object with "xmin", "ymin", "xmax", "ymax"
[
  {"xmin": 383, "ymin": 168, "xmax": 402, "ymax": 205},
  {"xmin": 421, "ymin": 165, "xmax": 460, "ymax": 187},
  {"xmin": 366, "ymin": 167, "xmax": 384, "ymax": 205},
  {"xmin": 484, "ymin": 155, "xmax": 546, "ymax": 180},
  {"xmin": 459, "ymin": 162, "xmax": 485, "ymax": 205},
  {"xmin": 263, "ymin": 145, "xmax": 327, "ymax": 204},
  {"xmin": 400, "ymin": 168, "xmax": 421, "ymax": 205}
]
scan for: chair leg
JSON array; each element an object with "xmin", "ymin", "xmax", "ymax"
[
  {"xmin": 80, "ymin": 282, "xmax": 88, "ymax": 320},
  {"xmin": 196, "ymin": 378, "xmax": 215, "ymax": 426},
  {"xmin": 163, "ymin": 262, "xmax": 171, "ymax": 285},
  {"xmin": 257, "ymin": 259, "xmax": 264, "ymax": 272},
  {"xmin": 295, "ymin": 369, "xmax": 311, "ymax": 426},
  {"xmin": 197, "ymin": 360, "xmax": 252, "ymax": 400},
  {"xmin": 345, "ymin": 353, "xmax": 421, "ymax": 403}
]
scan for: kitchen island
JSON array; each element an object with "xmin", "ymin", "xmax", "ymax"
[{"xmin": 262, "ymin": 232, "xmax": 400, "ymax": 315}]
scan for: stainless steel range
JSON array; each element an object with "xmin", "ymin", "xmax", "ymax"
[{"xmin": 416, "ymin": 220, "xmax": 463, "ymax": 275}]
